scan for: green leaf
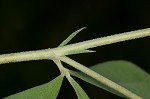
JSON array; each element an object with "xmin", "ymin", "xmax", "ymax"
[
  {"xmin": 70, "ymin": 60, "xmax": 150, "ymax": 99},
  {"xmin": 4, "ymin": 75, "xmax": 64, "ymax": 99},
  {"xmin": 67, "ymin": 76, "xmax": 90, "ymax": 99},
  {"xmin": 59, "ymin": 27, "xmax": 86, "ymax": 47}
]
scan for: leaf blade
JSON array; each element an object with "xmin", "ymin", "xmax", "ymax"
[
  {"xmin": 59, "ymin": 27, "xmax": 86, "ymax": 47},
  {"xmin": 67, "ymin": 76, "xmax": 90, "ymax": 99},
  {"xmin": 70, "ymin": 60, "xmax": 150, "ymax": 98},
  {"xmin": 4, "ymin": 75, "xmax": 64, "ymax": 99}
]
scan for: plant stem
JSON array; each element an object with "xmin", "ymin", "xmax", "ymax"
[
  {"xmin": 55, "ymin": 28, "xmax": 150, "ymax": 56},
  {"xmin": 0, "ymin": 28, "xmax": 150, "ymax": 65},
  {"xmin": 0, "ymin": 28, "xmax": 149, "ymax": 98},
  {"xmin": 0, "ymin": 49, "xmax": 55, "ymax": 64},
  {"xmin": 59, "ymin": 56, "xmax": 142, "ymax": 99},
  {"xmin": 53, "ymin": 58, "xmax": 66, "ymax": 76}
]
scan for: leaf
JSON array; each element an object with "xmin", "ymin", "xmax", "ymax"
[
  {"xmin": 59, "ymin": 27, "xmax": 86, "ymax": 47},
  {"xmin": 4, "ymin": 75, "xmax": 64, "ymax": 99},
  {"xmin": 67, "ymin": 76, "xmax": 90, "ymax": 99},
  {"xmin": 70, "ymin": 60, "xmax": 150, "ymax": 99},
  {"xmin": 64, "ymin": 49, "xmax": 96, "ymax": 56}
]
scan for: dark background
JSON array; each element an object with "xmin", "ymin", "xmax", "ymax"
[{"xmin": 0, "ymin": 0, "xmax": 150, "ymax": 99}]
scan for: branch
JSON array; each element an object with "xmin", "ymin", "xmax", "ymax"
[
  {"xmin": 59, "ymin": 56, "xmax": 142, "ymax": 99},
  {"xmin": 0, "ymin": 28, "xmax": 150, "ymax": 64},
  {"xmin": 0, "ymin": 49, "xmax": 55, "ymax": 64},
  {"xmin": 55, "ymin": 28, "xmax": 150, "ymax": 56}
]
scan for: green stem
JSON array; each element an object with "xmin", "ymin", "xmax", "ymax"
[
  {"xmin": 0, "ymin": 49, "xmax": 55, "ymax": 64},
  {"xmin": 55, "ymin": 28, "xmax": 150, "ymax": 56},
  {"xmin": 59, "ymin": 56, "xmax": 142, "ymax": 99},
  {"xmin": 0, "ymin": 28, "xmax": 149, "ymax": 98},
  {"xmin": 0, "ymin": 28, "xmax": 150, "ymax": 64}
]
